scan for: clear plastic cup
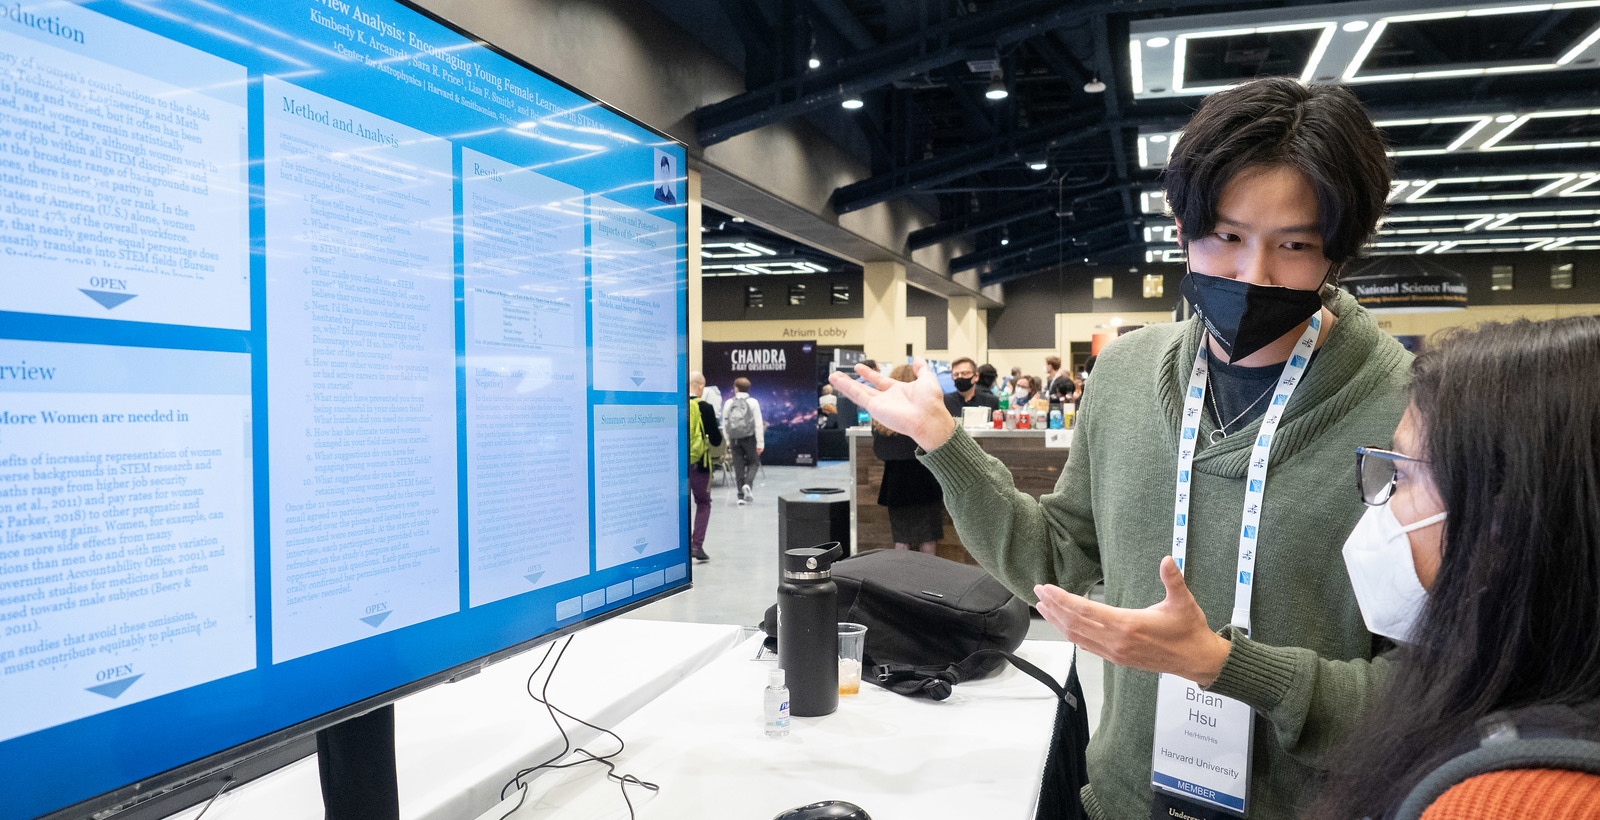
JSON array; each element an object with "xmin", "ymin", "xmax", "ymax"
[{"xmin": 837, "ymin": 622, "xmax": 867, "ymax": 695}]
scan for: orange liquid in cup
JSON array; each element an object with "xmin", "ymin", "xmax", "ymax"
[{"xmin": 838, "ymin": 657, "xmax": 862, "ymax": 695}]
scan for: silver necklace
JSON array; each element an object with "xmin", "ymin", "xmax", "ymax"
[{"xmin": 1206, "ymin": 369, "xmax": 1276, "ymax": 443}]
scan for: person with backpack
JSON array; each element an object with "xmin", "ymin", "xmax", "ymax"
[
  {"xmin": 721, "ymin": 377, "xmax": 764, "ymax": 505},
  {"xmin": 1301, "ymin": 316, "xmax": 1600, "ymax": 820},
  {"xmin": 687, "ymin": 371, "xmax": 722, "ymax": 563}
]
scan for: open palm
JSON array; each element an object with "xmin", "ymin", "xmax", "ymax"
[{"xmin": 827, "ymin": 360, "xmax": 955, "ymax": 451}]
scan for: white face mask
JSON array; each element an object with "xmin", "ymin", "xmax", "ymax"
[
  {"xmin": 1014, "ymin": 388, "xmax": 1030, "ymax": 402},
  {"xmin": 1341, "ymin": 504, "xmax": 1447, "ymax": 642}
]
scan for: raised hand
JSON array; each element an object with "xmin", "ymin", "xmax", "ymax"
[
  {"xmin": 1033, "ymin": 556, "xmax": 1232, "ymax": 686},
  {"xmin": 827, "ymin": 360, "xmax": 957, "ymax": 451}
]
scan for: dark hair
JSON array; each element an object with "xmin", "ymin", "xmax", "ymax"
[
  {"xmin": 1307, "ymin": 316, "xmax": 1600, "ymax": 818},
  {"xmin": 1164, "ymin": 78, "xmax": 1391, "ymax": 267},
  {"xmin": 872, "ymin": 364, "xmax": 918, "ymax": 436},
  {"xmin": 976, "ymin": 363, "xmax": 998, "ymax": 388},
  {"xmin": 1045, "ymin": 355, "xmax": 1061, "ymax": 371},
  {"xmin": 861, "ymin": 359, "xmax": 878, "ymax": 371},
  {"xmin": 733, "ymin": 376, "xmax": 751, "ymax": 392},
  {"xmin": 950, "ymin": 357, "xmax": 976, "ymax": 372},
  {"xmin": 1083, "ymin": 354, "xmax": 1097, "ymax": 375}
]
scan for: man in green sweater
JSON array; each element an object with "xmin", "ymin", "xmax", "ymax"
[{"xmin": 831, "ymin": 78, "xmax": 1410, "ymax": 820}]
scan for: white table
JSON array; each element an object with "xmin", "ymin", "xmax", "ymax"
[
  {"xmin": 499, "ymin": 634, "xmax": 1077, "ymax": 820},
  {"xmin": 166, "ymin": 619, "xmax": 746, "ymax": 820}
]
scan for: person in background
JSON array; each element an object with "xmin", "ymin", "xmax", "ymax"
[
  {"xmin": 1043, "ymin": 355, "xmax": 1075, "ymax": 401},
  {"xmin": 1305, "ymin": 317, "xmax": 1600, "ymax": 820},
  {"xmin": 722, "ymin": 377, "xmax": 764, "ymax": 505},
  {"xmin": 1002, "ymin": 366, "xmax": 1022, "ymax": 394},
  {"xmin": 976, "ymin": 363, "xmax": 1000, "ymax": 403},
  {"xmin": 943, "ymin": 357, "xmax": 999, "ymax": 417},
  {"xmin": 1010, "ymin": 375, "xmax": 1035, "ymax": 407},
  {"xmin": 832, "ymin": 77, "xmax": 1406, "ymax": 820},
  {"xmin": 873, "ymin": 364, "xmax": 944, "ymax": 555},
  {"xmin": 701, "ymin": 384, "xmax": 723, "ymax": 418},
  {"xmin": 687, "ymin": 372, "xmax": 722, "ymax": 563},
  {"xmin": 855, "ymin": 359, "xmax": 879, "ymax": 386},
  {"xmin": 818, "ymin": 384, "xmax": 838, "ymax": 410},
  {"xmin": 816, "ymin": 402, "xmax": 839, "ymax": 429}
]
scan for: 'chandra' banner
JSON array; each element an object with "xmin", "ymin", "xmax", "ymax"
[{"xmin": 703, "ymin": 341, "xmax": 818, "ymax": 466}]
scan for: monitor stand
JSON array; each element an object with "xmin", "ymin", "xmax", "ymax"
[{"xmin": 316, "ymin": 704, "xmax": 400, "ymax": 820}]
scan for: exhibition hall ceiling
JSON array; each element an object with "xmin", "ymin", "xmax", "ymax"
[
  {"xmin": 648, "ymin": 0, "xmax": 1600, "ymax": 285},
  {"xmin": 700, "ymin": 206, "xmax": 861, "ymax": 277}
]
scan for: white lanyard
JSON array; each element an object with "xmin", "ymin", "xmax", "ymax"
[{"xmin": 1171, "ymin": 314, "xmax": 1321, "ymax": 633}]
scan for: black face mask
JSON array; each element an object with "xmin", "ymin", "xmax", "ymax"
[
  {"xmin": 1180, "ymin": 270, "xmax": 1326, "ymax": 361},
  {"xmin": 953, "ymin": 376, "xmax": 974, "ymax": 392}
]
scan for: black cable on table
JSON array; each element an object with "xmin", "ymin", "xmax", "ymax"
[{"xmin": 497, "ymin": 636, "xmax": 659, "ymax": 820}]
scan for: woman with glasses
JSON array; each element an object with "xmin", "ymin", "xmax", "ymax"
[{"xmin": 1307, "ymin": 316, "xmax": 1600, "ymax": 819}]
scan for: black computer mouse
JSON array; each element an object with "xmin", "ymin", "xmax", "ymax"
[{"xmin": 771, "ymin": 800, "xmax": 872, "ymax": 820}]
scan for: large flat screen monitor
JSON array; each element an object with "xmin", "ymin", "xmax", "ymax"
[{"xmin": 0, "ymin": 2, "xmax": 689, "ymax": 818}]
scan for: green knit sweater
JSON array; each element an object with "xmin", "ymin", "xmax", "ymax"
[{"xmin": 920, "ymin": 290, "xmax": 1412, "ymax": 820}]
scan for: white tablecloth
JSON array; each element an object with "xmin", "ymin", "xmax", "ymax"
[
  {"xmin": 166, "ymin": 619, "xmax": 746, "ymax": 820},
  {"xmin": 499, "ymin": 634, "xmax": 1077, "ymax": 820}
]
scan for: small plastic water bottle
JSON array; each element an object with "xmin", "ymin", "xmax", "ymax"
[
  {"xmin": 764, "ymin": 667, "xmax": 791, "ymax": 737},
  {"xmin": 856, "ymin": 408, "xmax": 869, "ymax": 427}
]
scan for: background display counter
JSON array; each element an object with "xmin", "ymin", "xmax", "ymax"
[{"xmin": 847, "ymin": 426, "xmax": 1070, "ymax": 563}]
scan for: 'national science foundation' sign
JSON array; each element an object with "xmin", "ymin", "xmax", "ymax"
[{"xmin": 1341, "ymin": 270, "xmax": 1468, "ymax": 313}]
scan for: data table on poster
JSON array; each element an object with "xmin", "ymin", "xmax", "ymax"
[{"xmin": 461, "ymin": 146, "xmax": 591, "ymax": 608}]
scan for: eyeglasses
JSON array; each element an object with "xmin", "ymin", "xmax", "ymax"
[{"xmin": 1355, "ymin": 446, "xmax": 1427, "ymax": 507}]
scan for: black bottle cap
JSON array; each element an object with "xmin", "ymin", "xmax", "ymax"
[{"xmin": 783, "ymin": 542, "xmax": 843, "ymax": 575}]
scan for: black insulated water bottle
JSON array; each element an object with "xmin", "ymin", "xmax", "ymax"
[{"xmin": 777, "ymin": 542, "xmax": 842, "ymax": 717}]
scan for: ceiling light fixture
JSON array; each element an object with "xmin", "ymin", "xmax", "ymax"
[
  {"xmin": 1084, "ymin": 76, "xmax": 1106, "ymax": 93},
  {"xmin": 1028, "ymin": 158, "xmax": 1048, "ymax": 171},
  {"xmin": 985, "ymin": 72, "xmax": 1009, "ymax": 101},
  {"xmin": 841, "ymin": 97, "xmax": 864, "ymax": 109},
  {"xmin": 808, "ymin": 56, "xmax": 821, "ymax": 69}
]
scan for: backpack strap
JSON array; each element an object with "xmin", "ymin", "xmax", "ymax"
[
  {"xmin": 1394, "ymin": 732, "xmax": 1600, "ymax": 820},
  {"xmin": 872, "ymin": 648, "xmax": 1077, "ymax": 708}
]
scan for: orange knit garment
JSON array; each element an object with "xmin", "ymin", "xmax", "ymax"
[{"xmin": 1421, "ymin": 768, "xmax": 1600, "ymax": 820}]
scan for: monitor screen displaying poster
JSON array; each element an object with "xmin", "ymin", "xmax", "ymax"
[{"xmin": 0, "ymin": 2, "xmax": 688, "ymax": 818}]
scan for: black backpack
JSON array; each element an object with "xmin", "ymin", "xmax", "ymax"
[
  {"xmin": 763, "ymin": 549, "xmax": 1028, "ymax": 696},
  {"xmin": 760, "ymin": 548, "xmax": 1090, "ymax": 820}
]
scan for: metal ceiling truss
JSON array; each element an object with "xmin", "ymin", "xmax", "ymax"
[
  {"xmin": 980, "ymin": 239, "xmax": 1151, "ymax": 287},
  {"xmin": 905, "ymin": 183, "xmax": 1137, "ymax": 250},
  {"xmin": 695, "ymin": 0, "xmax": 1093, "ymax": 145},
  {"xmin": 953, "ymin": 214, "xmax": 1133, "ymax": 274},
  {"xmin": 831, "ymin": 111, "xmax": 1191, "ymax": 214}
]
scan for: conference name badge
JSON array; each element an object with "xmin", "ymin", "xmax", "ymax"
[{"xmin": 1149, "ymin": 672, "xmax": 1252, "ymax": 817}]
